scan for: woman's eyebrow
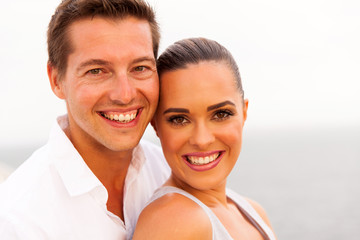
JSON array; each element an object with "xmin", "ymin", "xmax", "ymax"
[
  {"xmin": 207, "ymin": 101, "xmax": 235, "ymax": 111},
  {"xmin": 163, "ymin": 108, "xmax": 189, "ymax": 114}
]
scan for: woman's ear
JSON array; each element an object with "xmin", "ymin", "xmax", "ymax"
[
  {"xmin": 150, "ymin": 118, "xmax": 159, "ymax": 137},
  {"xmin": 243, "ymin": 99, "xmax": 249, "ymax": 123},
  {"xmin": 48, "ymin": 63, "xmax": 65, "ymax": 99}
]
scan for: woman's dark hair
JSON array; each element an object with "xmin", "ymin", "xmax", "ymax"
[{"xmin": 157, "ymin": 37, "xmax": 244, "ymax": 97}]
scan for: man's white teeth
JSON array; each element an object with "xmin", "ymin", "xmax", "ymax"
[
  {"xmin": 187, "ymin": 153, "xmax": 220, "ymax": 165},
  {"xmin": 103, "ymin": 112, "xmax": 137, "ymax": 123}
]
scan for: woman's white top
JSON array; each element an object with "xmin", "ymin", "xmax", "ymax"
[{"xmin": 147, "ymin": 186, "xmax": 276, "ymax": 240}]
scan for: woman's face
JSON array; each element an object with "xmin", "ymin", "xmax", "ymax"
[{"xmin": 153, "ymin": 61, "xmax": 248, "ymax": 190}]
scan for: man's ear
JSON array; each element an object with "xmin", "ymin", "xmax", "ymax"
[
  {"xmin": 150, "ymin": 118, "xmax": 159, "ymax": 137},
  {"xmin": 47, "ymin": 63, "xmax": 65, "ymax": 99}
]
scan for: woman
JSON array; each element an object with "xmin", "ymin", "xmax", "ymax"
[{"xmin": 132, "ymin": 38, "xmax": 277, "ymax": 240}]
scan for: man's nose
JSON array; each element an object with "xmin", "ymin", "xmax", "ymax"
[{"xmin": 109, "ymin": 74, "xmax": 136, "ymax": 105}]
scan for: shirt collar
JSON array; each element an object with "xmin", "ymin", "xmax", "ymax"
[
  {"xmin": 49, "ymin": 115, "xmax": 148, "ymax": 198},
  {"xmin": 50, "ymin": 115, "xmax": 104, "ymax": 197},
  {"xmin": 129, "ymin": 141, "xmax": 146, "ymax": 172}
]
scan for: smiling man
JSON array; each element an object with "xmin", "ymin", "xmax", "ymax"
[{"xmin": 0, "ymin": 0, "xmax": 169, "ymax": 239}]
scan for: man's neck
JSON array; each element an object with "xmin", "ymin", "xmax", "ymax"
[
  {"xmin": 77, "ymin": 141, "xmax": 133, "ymax": 221},
  {"xmin": 61, "ymin": 117, "xmax": 133, "ymax": 220}
]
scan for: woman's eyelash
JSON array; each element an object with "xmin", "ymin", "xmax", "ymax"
[
  {"xmin": 212, "ymin": 109, "xmax": 234, "ymax": 121},
  {"xmin": 167, "ymin": 115, "xmax": 189, "ymax": 126},
  {"xmin": 165, "ymin": 109, "xmax": 234, "ymax": 126}
]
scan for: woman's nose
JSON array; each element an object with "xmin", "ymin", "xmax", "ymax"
[{"xmin": 188, "ymin": 123, "xmax": 215, "ymax": 149}]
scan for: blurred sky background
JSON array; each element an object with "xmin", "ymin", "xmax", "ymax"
[
  {"xmin": 1, "ymin": 0, "xmax": 359, "ymax": 239},
  {"xmin": 1, "ymin": 0, "xmax": 359, "ymax": 147}
]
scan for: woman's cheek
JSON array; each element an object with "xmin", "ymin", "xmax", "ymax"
[
  {"xmin": 160, "ymin": 128, "xmax": 185, "ymax": 155},
  {"xmin": 217, "ymin": 122, "xmax": 243, "ymax": 144}
]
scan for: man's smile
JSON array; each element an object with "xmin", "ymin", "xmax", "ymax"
[{"xmin": 100, "ymin": 109, "xmax": 139, "ymax": 123}]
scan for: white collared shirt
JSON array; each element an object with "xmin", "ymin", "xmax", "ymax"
[{"xmin": 0, "ymin": 117, "xmax": 170, "ymax": 240}]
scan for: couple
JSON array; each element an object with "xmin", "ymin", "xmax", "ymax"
[{"xmin": 0, "ymin": 0, "xmax": 276, "ymax": 239}]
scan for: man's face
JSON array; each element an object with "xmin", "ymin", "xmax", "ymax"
[{"xmin": 51, "ymin": 17, "xmax": 158, "ymax": 153}]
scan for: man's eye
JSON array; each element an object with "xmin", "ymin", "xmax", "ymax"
[
  {"xmin": 134, "ymin": 66, "xmax": 146, "ymax": 72},
  {"xmin": 88, "ymin": 69, "xmax": 102, "ymax": 75},
  {"xmin": 131, "ymin": 65, "xmax": 155, "ymax": 80}
]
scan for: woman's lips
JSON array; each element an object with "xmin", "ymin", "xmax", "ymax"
[{"xmin": 182, "ymin": 151, "xmax": 225, "ymax": 172}]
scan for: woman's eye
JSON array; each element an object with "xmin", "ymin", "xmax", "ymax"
[
  {"xmin": 213, "ymin": 110, "xmax": 233, "ymax": 121},
  {"xmin": 215, "ymin": 112, "xmax": 228, "ymax": 119},
  {"xmin": 173, "ymin": 117, "xmax": 185, "ymax": 124},
  {"xmin": 168, "ymin": 116, "xmax": 189, "ymax": 126}
]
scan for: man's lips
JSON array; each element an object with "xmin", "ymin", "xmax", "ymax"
[{"xmin": 98, "ymin": 108, "xmax": 141, "ymax": 124}]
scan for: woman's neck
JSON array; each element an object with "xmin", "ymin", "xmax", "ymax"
[{"xmin": 165, "ymin": 174, "xmax": 229, "ymax": 207}]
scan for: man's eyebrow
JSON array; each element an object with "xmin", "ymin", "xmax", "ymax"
[
  {"xmin": 76, "ymin": 59, "xmax": 111, "ymax": 71},
  {"xmin": 131, "ymin": 56, "xmax": 156, "ymax": 65},
  {"xmin": 207, "ymin": 101, "xmax": 235, "ymax": 111},
  {"xmin": 163, "ymin": 108, "xmax": 190, "ymax": 114}
]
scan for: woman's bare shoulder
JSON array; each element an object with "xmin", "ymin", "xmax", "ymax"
[
  {"xmin": 133, "ymin": 192, "xmax": 212, "ymax": 240},
  {"xmin": 245, "ymin": 197, "xmax": 276, "ymax": 232}
]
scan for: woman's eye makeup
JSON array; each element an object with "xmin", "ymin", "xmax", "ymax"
[
  {"xmin": 167, "ymin": 115, "xmax": 189, "ymax": 126},
  {"xmin": 212, "ymin": 109, "xmax": 235, "ymax": 121}
]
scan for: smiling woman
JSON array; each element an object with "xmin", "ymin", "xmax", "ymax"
[
  {"xmin": 132, "ymin": 38, "xmax": 277, "ymax": 240},
  {"xmin": 154, "ymin": 61, "xmax": 246, "ymax": 191}
]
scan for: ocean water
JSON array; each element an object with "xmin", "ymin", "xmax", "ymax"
[
  {"xmin": 227, "ymin": 127, "xmax": 360, "ymax": 239},
  {"xmin": 1, "ymin": 126, "xmax": 359, "ymax": 239}
]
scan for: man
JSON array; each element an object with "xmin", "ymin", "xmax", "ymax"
[{"xmin": 0, "ymin": 0, "xmax": 169, "ymax": 239}]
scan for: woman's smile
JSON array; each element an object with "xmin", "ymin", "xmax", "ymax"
[
  {"xmin": 153, "ymin": 61, "xmax": 248, "ymax": 190},
  {"xmin": 182, "ymin": 151, "xmax": 225, "ymax": 172}
]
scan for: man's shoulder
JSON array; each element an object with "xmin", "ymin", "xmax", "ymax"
[
  {"xmin": 0, "ymin": 144, "xmax": 54, "ymax": 212},
  {"xmin": 0, "ymin": 116, "xmax": 74, "ymax": 209},
  {"xmin": 0, "ymin": 143, "xmax": 81, "ymax": 239}
]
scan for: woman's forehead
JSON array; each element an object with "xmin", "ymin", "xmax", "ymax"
[{"xmin": 158, "ymin": 62, "xmax": 242, "ymax": 107}]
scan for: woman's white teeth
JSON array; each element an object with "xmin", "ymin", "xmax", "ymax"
[
  {"xmin": 187, "ymin": 153, "xmax": 220, "ymax": 165},
  {"xmin": 103, "ymin": 112, "xmax": 136, "ymax": 123}
]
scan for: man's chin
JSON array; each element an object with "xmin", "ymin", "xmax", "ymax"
[{"xmin": 101, "ymin": 136, "xmax": 143, "ymax": 153}]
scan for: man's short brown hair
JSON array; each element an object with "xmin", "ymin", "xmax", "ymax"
[{"xmin": 47, "ymin": 0, "xmax": 160, "ymax": 79}]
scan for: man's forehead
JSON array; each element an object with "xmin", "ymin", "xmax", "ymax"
[
  {"xmin": 68, "ymin": 15, "xmax": 151, "ymax": 33},
  {"xmin": 63, "ymin": 16, "xmax": 155, "ymax": 72}
]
